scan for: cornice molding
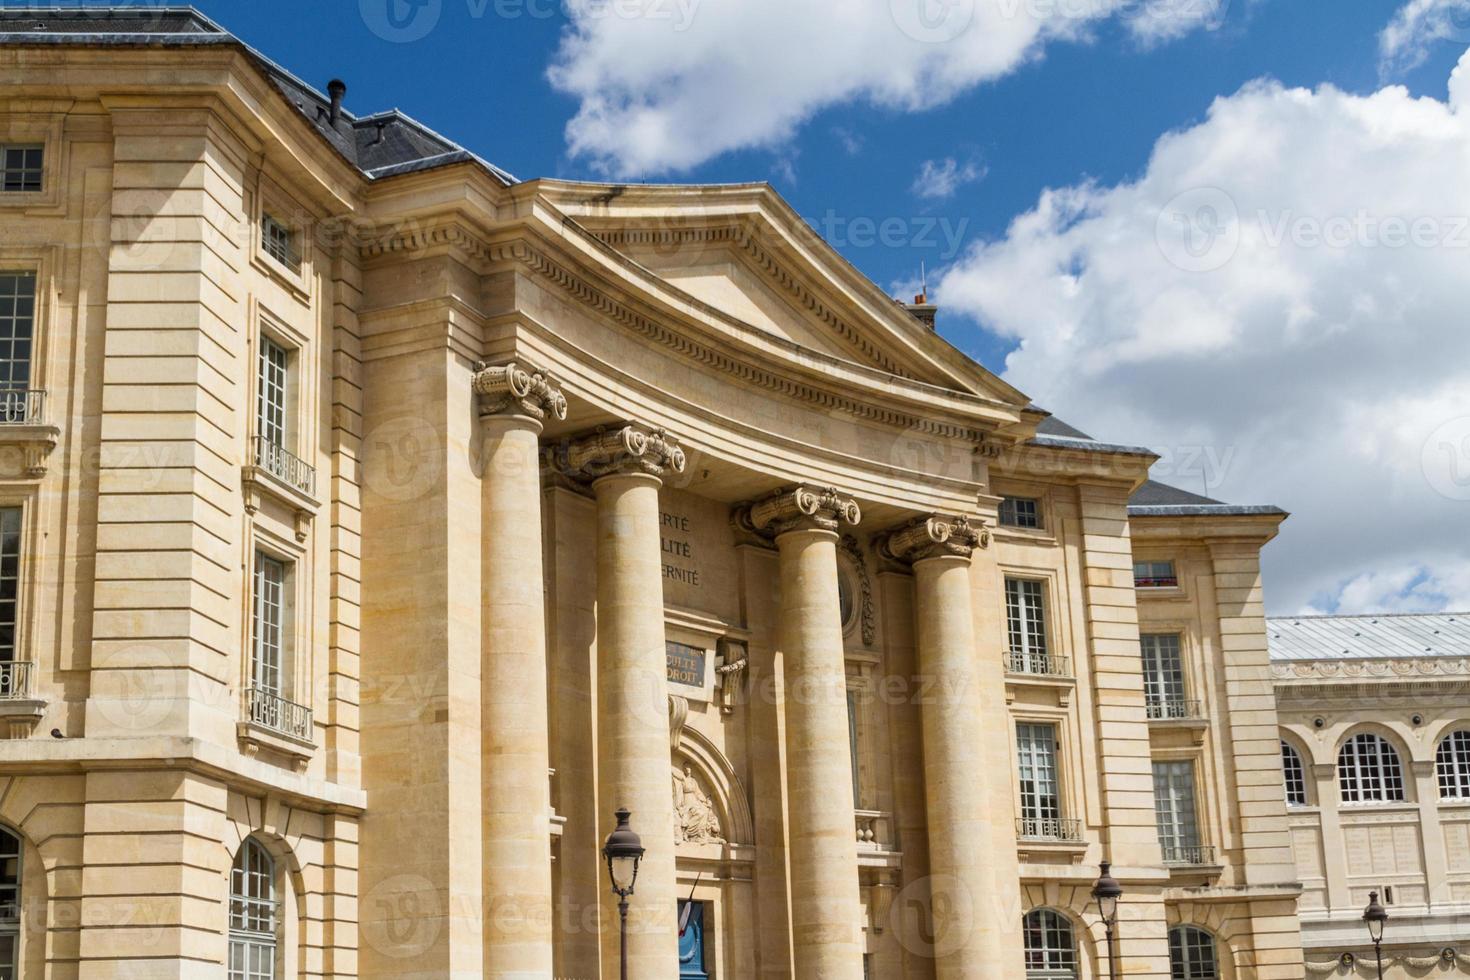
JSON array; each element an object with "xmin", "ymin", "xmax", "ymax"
[
  {"xmin": 360, "ymin": 220, "xmax": 999, "ymax": 444},
  {"xmin": 591, "ymin": 224, "xmax": 909, "ymax": 379},
  {"xmin": 1271, "ymin": 658, "xmax": 1470, "ymax": 682},
  {"xmin": 878, "ymin": 514, "xmax": 989, "ymax": 565},
  {"xmin": 733, "ymin": 485, "xmax": 862, "ymax": 540},
  {"xmin": 471, "ymin": 360, "xmax": 567, "ymax": 423},
  {"xmin": 548, "ymin": 424, "xmax": 687, "ymax": 484}
]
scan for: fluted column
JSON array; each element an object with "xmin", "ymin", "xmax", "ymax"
[
  {"xmin": 552, "ymin": 424, "xmax": 686, "ymax": 979},
  {"xmin": 475, "ymin": 362, "xmax": 567, "ymax": 976},
  {"xmin": 881, "ymin": 515, "xmax": 1002, "ymax": 979},
  {"xmin": 737, "ymin": 486, "xmax": 866, "ymax": 979}
]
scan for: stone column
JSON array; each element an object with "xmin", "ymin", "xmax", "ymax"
[
  {"xmin": 881, "ymin": 515, "xmax": 1004, "ymax": 979},
  {"xmin": 552, "ymin": 425, "xmax": 686, "ymax": 979},
  {"xmin": 737, "ymin": 486, "xmax": 866, "ymax": 979},
  {"xmin": 474, "ymin": 362, "xmax": 567, "ymax": 976}
]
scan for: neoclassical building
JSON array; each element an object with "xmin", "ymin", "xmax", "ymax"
[
  {"xmin": 1272, "ymin": 612, "xmax": 1470, "ymax": 978},
  {"xmin": 0, "ymin": 7, "xmax": 1306, "ymax": 978}
]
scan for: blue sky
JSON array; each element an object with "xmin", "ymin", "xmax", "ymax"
[{"xmin": 19, "ymin": 0, "xmax": 1470, "ymax": 614}]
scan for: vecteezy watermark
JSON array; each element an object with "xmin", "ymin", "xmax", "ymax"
[
  {"xmin": 803, "ymin": 210, "xmax": 970, "ymax": 260},
  {"xmin": 360, "ymin": 0, "xmax": 701, "ymax": 42},
  {"xmin": 890, "ymin": 0, "xmax": 976, "ymax": 43},
  {"xmin": 1155, "ymin": 187, "xmax": 1241, "ymax": 273},
  {"xmin": 1423, "ymin": 416, "xmax": 1470, "ymax": 501}
]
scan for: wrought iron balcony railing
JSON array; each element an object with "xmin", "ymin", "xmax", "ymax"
[
  {"xmin": 1016, "ymin": 816, "xmax": 1084, "ymax": 842},
  {"xmin": 245, "ymin": 686, "xmax": 313, "ymax": 742},
  {"xmin": 1162, "ymin": 843, "xmax": 1217, "ymax": 866},
  {"xmin": 1147, "ymin": 698, "xmax": 1203, "ymax": 721},
  {"xmin": 0, "ymin": 389, "xmax": 45, "ymax": 425},
  {"xmin": 1005, "ymin": 650, "xmax": 1072, "ymax": 678},
  {"xmin": 254, "ymin": 436, "xmax": 315, "ymax": 498},
  {"xmin": 0, "ymin": 661, "xmax": 32, "ymax": 699}
]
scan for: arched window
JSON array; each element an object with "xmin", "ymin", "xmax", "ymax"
[
  {"xmin": 229, "ymin": 839, "xmax": 277, "ymax": 980},
  {"xmin": 1437, "ymin": 730, "xmax": 1470, "ymax": 799},
  {"xmin": 1281, "ymin": 740, "xmax": 1307, "ymax": 806},
  {"xmin": 1169, "ymin": 925, "xmax": 1219, "ymax": 980},
  {"xmin": 1338, "ymin": 732, "xmax": 1405, "ymax": 804},
  {"xmin": 0, "ymin": 828, "xmax": 20, "ymax": 976},
  {"xmin": 1023, "ymin": 908, "xmax": 1078, "ymax": 979}
]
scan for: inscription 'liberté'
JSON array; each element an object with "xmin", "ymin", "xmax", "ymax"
[{"xmin": 660, "ymin": 510, "xmax": 700, "ymax": 587}]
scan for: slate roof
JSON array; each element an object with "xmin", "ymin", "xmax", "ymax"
[
  {"xmin": 1267, "ymin": 612, "xmax": 1470, "ymax": 662},
  {"xmin": 0, "ymin": 6, "xmax": 516, "ymax": 184}
]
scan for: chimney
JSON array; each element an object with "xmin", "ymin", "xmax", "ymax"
[
  {"xmin": 327, "ymin": 79, "xmax": 347, "ymax": 125},
  {"xmin": 906, "ymin": 291, "xmax": 938, "ymax": 329}
]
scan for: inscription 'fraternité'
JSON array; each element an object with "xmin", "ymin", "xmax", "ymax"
[{"xmin": 660, "ymin": 510, "xmax": 700, "ymax": 587}]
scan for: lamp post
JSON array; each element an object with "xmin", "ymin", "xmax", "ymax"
[
  {"xmin": 602, "ymin": 807, "xmax": 645, "ymax": 980},
  {"xmin": 1363, "ymin": 890, "xmax": 1388, "ymax": 980},
  {"xmin": 1092, "ymin": 861, "xmax": 1124, "ymax": 980}
]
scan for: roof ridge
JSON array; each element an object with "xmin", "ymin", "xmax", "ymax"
[{"xmin": 1269, "ymin": 611, "xmax": 1469, "ymax": 622}]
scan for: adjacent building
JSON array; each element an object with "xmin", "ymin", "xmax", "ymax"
[
  {"xmin": 0, "ymin": 7, "xmax": 1307, "ymax": 977},
  {"xmin": 1272, "ymin": 612, "xmax": 1470, "ymax": 978}
]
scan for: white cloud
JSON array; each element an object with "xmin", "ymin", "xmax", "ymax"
[
  {"xmin": 936, "ymin": 49, "xmax": 1470, "ymax": 615},
  {"xmin": 1381, "ymin": 0, "xmax": 1470, "ymax": 73},
  {"xmin": 548, "ymin": 0, "xmax": 1224, "ymax": 177},
  {"xmin": 912, "ymin": 156, "xmax": 987, "ymax": 199}
]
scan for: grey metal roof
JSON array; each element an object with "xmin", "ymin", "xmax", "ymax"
[
  {"xmin": 1034, "ymin": 415, "xmax": 1093, "ymax": 440},
  {"xmin": 1268, "ymin": 612, "xmax": 1470, "ymax": 661},
  {"xmin": 0, "ymin": 6, "xmax": 516, "ymax": 185},
  {"xmin": 1126, "ymin": 479, "xmax": 1286, "ymax": 517}
]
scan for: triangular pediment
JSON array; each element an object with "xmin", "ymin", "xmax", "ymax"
[{"xmin": 534, "ymin": 180, "xmax": 1029, "ymax": 411}]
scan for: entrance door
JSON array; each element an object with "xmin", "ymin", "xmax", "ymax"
[{"xmin": 678, "ymin": 900, "xmax": 709, "ymax": 979}]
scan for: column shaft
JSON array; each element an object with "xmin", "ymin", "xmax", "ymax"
[
  {"xmin": 914, "ymin": 555, "xmax": 997, "ymax": 979},
  {"xmin": 481, "ymin": 416, "xmax": 555, "ymax": 976},
  {"xmin": 778, "ymin": 527, "xmax": 866, "ymax": 978},
  {"xmin": 595, "ymin": 472, "xmax": 679, "ymax": 977}
]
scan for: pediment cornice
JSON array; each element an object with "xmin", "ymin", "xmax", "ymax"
[{"xmin": 360, "ymin": 216, "xmax": 1018, "ymax": 447}]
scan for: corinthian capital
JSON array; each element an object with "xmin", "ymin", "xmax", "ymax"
[
  {"xmin": 879, "ymin": 514, "xmax": 989, "ymax": 564},
  {"xmin": 734, "ymin": 485, "xmax": 862, "ymax": 539},
  {"xmin": 548, "ymin": 424, "xmax": 687, "ymax": 482},
  {"xmin": 472, "ymin": 360, "xmax": 568, "ymax": 422}
]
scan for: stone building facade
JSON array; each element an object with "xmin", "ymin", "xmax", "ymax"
[
  {"xmin": 0, "ymin": 7, "xmax": 1305, "ymax": 978},
  {"xmin": 1271, "ymin": 613, "xmax": 1470, "ymax": 978}
]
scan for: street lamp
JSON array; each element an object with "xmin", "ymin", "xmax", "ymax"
[
  {"xmin": 602, "ymin": 807, "xmax": 645, "ymax": 980},
  {"xmin": 1363, "ymin": 890, "xmax": 1388, "ymax": 980},
  {"xmin": 1092, "ymin": 861, "xmax": 1124, "ymax": 980}
]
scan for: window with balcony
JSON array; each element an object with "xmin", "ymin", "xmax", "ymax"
[
  {"xmin": 0, "ymin": 507, "xmax": 26, "ymax": 702},
  {"xmin": 1016, "ymin": 722, "xmax": 1079, "ymax": 841},
  {"xmin": 1141, "ymin": 633, "xmax": 1198, "ymax": 720},
  {"xmin": 1281, "ymin": 740, "xmax": 1308, "ymax": 807},
  {"xmin": 1134, "ymin": 559, "xmax": 1178, "ymax": 589},
  {"xmin": 253, "ymin": 335, "xmax": 313, "ymax": 497},
  {"xmin": 0, "ymin": 272, "xmax": 41, "ymax": 425},
  {"xmin": 260, "ymin": 213, "xmax": 299, "ymax": 272},
  {"xmin": 228, "ymin": 839, "xmax": 278, "ymax": 980},
  {"xmin": 1436, "ymin": 730, "xmax": 1470, "ymax": 799},
  {"xmin": 1022, "ymin": 908, "xmax": 1077, "ymax": 980},
  {"xmin": 1000, "ymin": 496, "xmax": 1042, "ymax": 530},
  {"xmin": 1006, "ymin": 578, "xmax": 1066, "ymax": 676},
  {"xmin": 248, "ymin": 551, "xmax": 310, "ymax": 743},
  {"xmin": 1153, "ymin": 760, "xmax": 1212, "ymax": 865},
  {"xmin": 1168, "ymin": 926, "xmax": 1219, "ymax": 980},
  {"xmin": 1338, "ymin": 732, "xmax": 1405, "ymax": 804},
  {"xmin": 0, "ymin": 146, "xmax": 42, "ymax": 193}
]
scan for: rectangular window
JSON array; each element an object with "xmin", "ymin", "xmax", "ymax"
[
  {"xmin": 0, "ymin": 508, "xmax": 18, "ymax": 668},
  {"xmin": 251, "ymin": 552, "xmax": 286, "ymax": 696},
  {"xmin": 1134, "ymin": 559, "xmax": 1179, "ymax": 589},
  {"xmin": 0, "ymin": 146, "xmax": 42, "ymax": 193},
  {"xmin": 1153, "ymin": 760, "xmax": 1202, "ymax": 863},
  {"xmin": 999, "ymin": 496, "xmax": 1041, "ymax": 529},
  {"xmin": 261, "ymin": 213, "xmax": 299, "ymax": 271},
  {"xmin": 0, "ymin": 272, "xmax": 36, "ymax": 421},
  {"xmin": 847, "ymin": 687, "xmax": 861, "ymax": 805},
  {"xmin": 1016, "ymin": 722, "xmax": 1062, "ymax": 826},
  {"xmin": 1141, "ymin": 633, "xmax": 1190, "ymax": 719},
  {"xmin": 1006, "ymin": 578, "xmax": 1047, "ymax": 656},
  {"xmin": 256, "ymin": 336, "xmax": 288, "ymax": 450}
]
